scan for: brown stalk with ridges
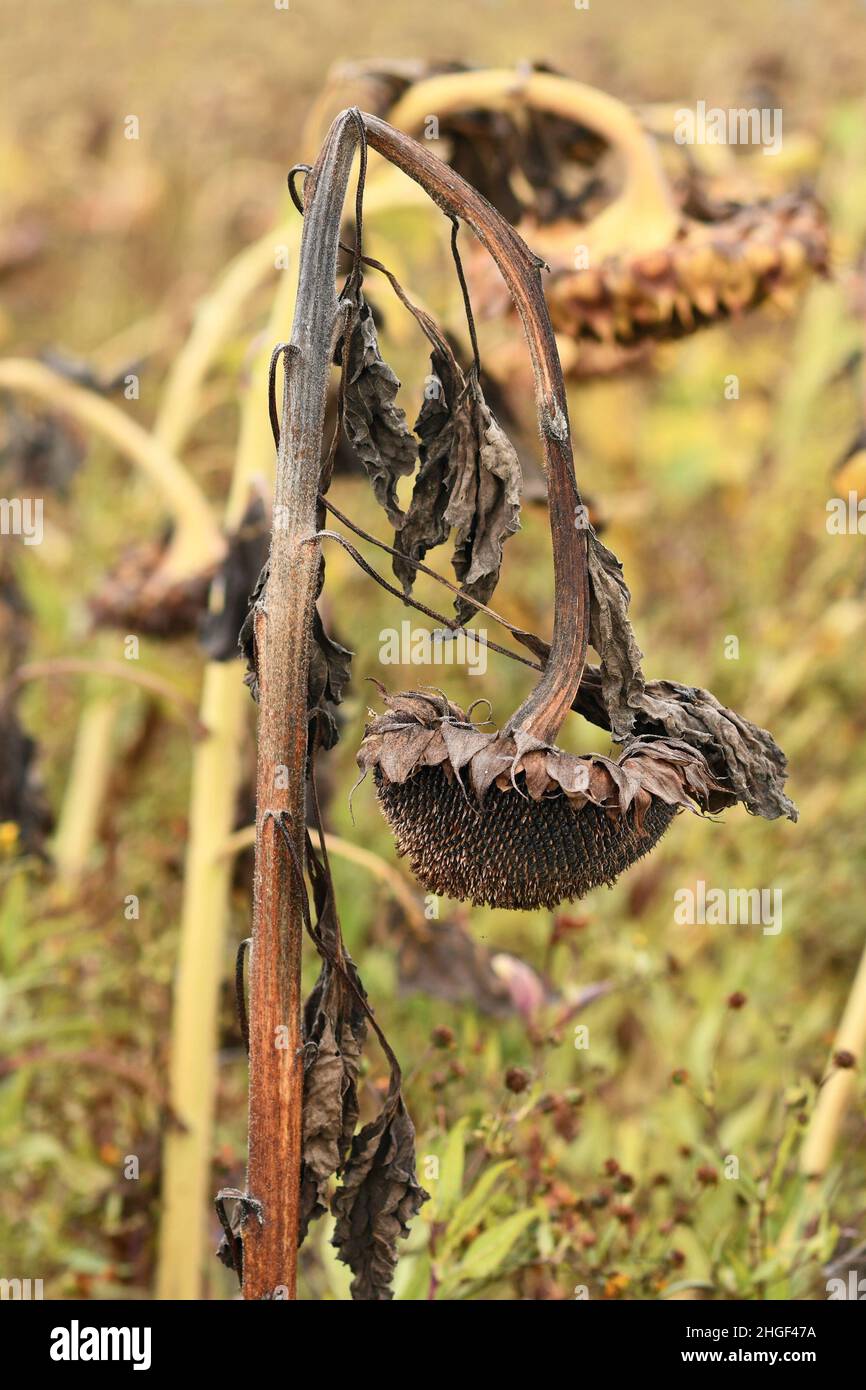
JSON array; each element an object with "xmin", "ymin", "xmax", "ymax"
[{"xmin": 242, "ymin": 106, "xmax": 590, "ymax": 1301}]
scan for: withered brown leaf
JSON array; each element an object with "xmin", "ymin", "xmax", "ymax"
[
  {"xmin": 447, "ymin": 376, "xmax": 522, "ymax": 624},
  {"xmin": 331, "ymin": 1080, "xmax": 429, "ymax": 1301},
  {"xmin": 393, "ymin": 353, "xmax": 521, "ymax": 623},
  {"xmin": 239, "ymin": 558, "xmax": 352, "ymax": 750},
  {"xmin": 298, "ymin": 959, "xmax": 367, "ymax": 1242},
  {"xmin": 581, "ymin": 528, "xmax": 796, "ymax": 821},
  {"xmin": 392, "ymin": 347, "xmax": 464, "ymax": 594},
  {"xmin": 342, "ymin": 297, "xmax": 418, "ymax": 527},
  {"xmin": 585, "ymin": 527, "xmax": 645, "ymax": 741}
]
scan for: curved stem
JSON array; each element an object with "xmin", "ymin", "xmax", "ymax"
[
  {"xmin": 361, "ymin": 112, "xmax": 589, "ymax": 744},
  {"xmin": 799, "ymin": 936, "xmax": 866, "ymax": 1179},
  {"xmin": 52, "ymin": 695, "xmax": 122, "ymax": 884},
  {"xmin": 0, "ymin": 359, "xmax": 224, "ymax": 581},
  {"xmin": 5, "ymin": 659, "xmax": 207, "ymax": 739},
  {"xmin": 386, "ymin": 69, "xmax": 677, "ymax": 247},
  {"xmin": 221, "ymin": 825, "xmax": 429, "ymax": 938},
  {"xmin": 154, "ymin": 224, "xmax": 292, "ymax": 456}
]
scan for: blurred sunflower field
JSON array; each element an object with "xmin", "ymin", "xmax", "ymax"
[{"xmin": 1, "ymin": 0, "xmax": 865, "ymax": 1302}]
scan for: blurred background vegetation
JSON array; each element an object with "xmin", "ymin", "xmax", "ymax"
[{"xmin": 1, "ymin": 0, "xmax": 865, "ymax": 1300}]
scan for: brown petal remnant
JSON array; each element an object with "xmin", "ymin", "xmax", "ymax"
[
  {"xmin": 357, "ymin": 688, "xmax": 728, "ymax": 910},
  {"xmin": 528, "ymin": 527, "xmax": 798, "ymax": 825}
]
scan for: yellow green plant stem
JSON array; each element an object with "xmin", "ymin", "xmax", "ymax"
[
  {"xmin": 7, "ymin": 659, "xmax": 207, "ymax": 739},
  {"xmin": 222, "ymin": 825, "xmax": 429, "ymax": 938},
  {"xmin": 386, "ymin": 68, "xmax": 679, "ymax": 258},
  {"xmin": 52, "ymin": 696, "xmax": 123, "ymax": 883},
  {"xmin": 154, "ymin": 224, "xmax": 293, "ymax": 456},
  {"xmin": 0, "ymin": 359, "xmax": 224, "ymax": 581},
  {"xmin": 155, "ymin": 660, "xmax": 251, "ymax": 1299},
  {"xmin": 52, "ymin": 227, "xmax": 290, "ymax": 886},
  {"xmin": 800, "ymin": 940, "xmax": 866, "ymax": 1178}
]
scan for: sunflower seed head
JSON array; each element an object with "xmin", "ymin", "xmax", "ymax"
[
  {"xmin": 357, "ymin": 689, "xmax": 728, "ymax": 909},
  {"xmin": 544, "ymin": 194, "xmax": 828, "ymax": 347}
]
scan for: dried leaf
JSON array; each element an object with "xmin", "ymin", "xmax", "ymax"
[
  {"xmin": 582, "ymin": 527, "xmax": 796, "ymax": 821},
  {"xmin": 343, "ymin": 297, "xmax": 417, "ymax": 527},
  {"xmin": 447, "ymin": 377, "xmax": 522, "ymax": 624},
  {"xmin": 299, "ymin": 963, "xmax": 367, "ymax": 1242},
  {"xmin": 200, "ymin": 492, "xmax": 269, "ymax": 661},
  {"xmin": 295, "ymin": 837, "xmax": 428, "ymax": 1289},
  {"xmin": 331, "ymin": 1084, "xmax": 429, "ymax": 1301},
  {"xmin": 239, "ymin": 559, "xmax": 352, "ymax": 750},
  {"xmin": 392, "ymin": 348, "xmax": 464, "ymax": 593},
  {"xmin": 393, "ymin": 362, "xmax": 521, "ymax": 622},
  {"xmin": 628, "ymin": 683, "xmax": 797, "ymax": 820},
  {"xmin": 585, "ymin": 527, "xmax": 645, "ymax": 741}
]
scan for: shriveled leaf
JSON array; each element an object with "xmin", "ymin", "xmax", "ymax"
[
  {"xmin": 331, "ymin": 1087, "xmax": 429, "ymax": 1301},
  {"xmin": 298, "ymin": 856, "xmax": 368, "ymax": 1243},
  {"xmin": 585, "ymin": 527, "xmax": 644, "ymax": 741},
  {"xmin": 239, "ymin": 558, "xmax": 352, "ymax": 750},
  {"xmin": 343, "ymin": 296, "xmax": 417, "ymax": 527},
  {"xmin": 632, "ymin": 681, "xmax": 797, "ymax": 821},
  {"xmin": 393, "ymin": 348, "xmax": 464, "ymax": 593},
  {"xmin": 309, "ymin": 609, "xmax": 352, "ymax": 707},
  {"xmin": 394, "ymin": 363, "xmax": 521, "ymax": 622},
  {"xmin": 298, "ymin": 968, "xmax": 367, "ymax": 1242},
  {"xmin": 200, "ymin": 491, "xmax": 269, "ymax": 661},
  {"xmin": 447, "ymin": 377, "xmax": 522, "ymax": 624},
  {"xmin": 581, "ymin": 527, "xmax": 796, "ymax": 821}
]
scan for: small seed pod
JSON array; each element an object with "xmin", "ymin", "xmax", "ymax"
[{"xmin": 358, "ymin": 688, "xmax": 727, "ymax": 910}]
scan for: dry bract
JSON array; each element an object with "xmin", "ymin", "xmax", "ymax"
[
  {"xmin": 535, "ymin": 194, "xmax": 829, "ymax": 346},
  {"xmin": 357, "ymin": 688, "xmax": 728, "ymax": 910}
]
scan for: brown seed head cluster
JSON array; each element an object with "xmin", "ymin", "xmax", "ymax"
[
  {"xmin": 483, "ymin": 195, "xmax": 829, "ymax": 349},
  {"xmin": 357, "ymin": 688, "xmax": 728, "ymax": 910}
]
